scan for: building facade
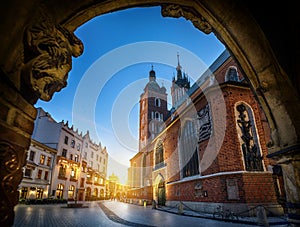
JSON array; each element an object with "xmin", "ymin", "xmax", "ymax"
[
  {"xmin": 18, "ymin": 139, "xmax": 56, "ymax": 200},
  {"xmin": 128, "ymin": 50, "xmax": 285, "ymax": 215},
  {"xmin": 19, "ymin": 107, "xmax": 108, "ymax": 201}
]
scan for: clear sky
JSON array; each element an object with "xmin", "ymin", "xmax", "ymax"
[{"xmin": 35, "ymin": 6, "xmax": 225, "ymax": 184}]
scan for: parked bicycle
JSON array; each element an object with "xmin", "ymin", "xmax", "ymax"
[{"xmin": 213, "ymin": 205, "xmax": 239, "ymax": 220}]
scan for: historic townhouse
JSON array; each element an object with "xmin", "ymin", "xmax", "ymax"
[
  {"xmin": 18, "ymin": 139, "xmax": 56, "ymax": 199},
  {"xmin": 20, "ymin": 107, "xmax": 108, "ymax": 201},
  {"xmin": 128, "ymin": 50, "xmax": 285, "ymax": 215}
]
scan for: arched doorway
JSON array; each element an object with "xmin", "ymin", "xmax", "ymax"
[
  {"xmin": 153, "ymin": 174, "xmax": 166, "ymax": 206},
  {"xmin": 0, "ymin": 1, "xmax": 299, "ymax": 226},
  {"xmin": 157, "ymin": 181, "xmax": 166, "ymax": 206}
]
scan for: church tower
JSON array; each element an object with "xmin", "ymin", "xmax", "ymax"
[
  {"xmin": 171, "ymin": 54, "xmax": 190, "ymax": 108},
  {"xmin": 139, "ymin": 66, "xmax": 168, "ymax": 150}
]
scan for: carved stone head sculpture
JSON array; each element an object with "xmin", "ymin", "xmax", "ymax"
[{"xmin": 21, "ymin": 18, "xmax": 83, "ymax": 103}]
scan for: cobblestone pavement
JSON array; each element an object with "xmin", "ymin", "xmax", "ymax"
[
  {"xmin": 13, "ymin": 201, "xmax": 285, "ymax": 227},
  {"xmin": 13, "ymin": 202, "xmax": 125, "ymax": 227}
]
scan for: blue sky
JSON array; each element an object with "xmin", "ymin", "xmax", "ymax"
[{"xmin": 35, "ymin": 6, "xmax": 225, "ymax": 183}]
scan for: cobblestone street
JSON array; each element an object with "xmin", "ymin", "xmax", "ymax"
[{"xmin": 12, "ymin": 201, "xmax": 285, "ymax": 227}]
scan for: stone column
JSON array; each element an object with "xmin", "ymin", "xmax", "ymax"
[
  {"xmin": 0, "ymin": 15, "xmax": 83, "ymax": 226},
  {"xmin": 268, "ymin": 146, "xmax": 300, "ymax": 226},
  {"xmin": 0, "ymin": 76, "xmax": 37, "ymax": 226}
]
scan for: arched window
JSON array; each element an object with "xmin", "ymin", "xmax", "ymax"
[
  {"xmin": 155, "ymin": 98, "xmax": 161, "ymax": 107},
  {"xmin": 155, "ymin": 140, "xmax": 164, "ymax": 166},
  {"xmin": 93, "ymin": 188, "xmax": 98, "ymax": 197},
  {"xmin": 225, "ymin": 66, "xmax": 239, "ymax": 82},
  {"xmin": 180, "ymin": 120, "xmax": 199, "ymax": 178},
  {"xmin": 236, "ymin": 103, "xmax": 264, "ymax": 171},
  {"xmin": 56, "ymin": 184, "xmax": 64, "ymax": 199},
  {"xmin": 155, "ymin": 111, "xmax": 160, "ymax": 120},
  {"xmin": 68, "ymin": 185, "xmax": 75, "ymax": 199}
]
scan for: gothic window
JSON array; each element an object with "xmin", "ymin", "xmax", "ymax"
[
  {"xmin": 236, "ymin": 103, "xmax": 263, "ymax": 171},
  {"xmin": 198, "ymin": 105, "xmax": 212, "ymax": 142},
  {"xmin": 155, "ymin": 98, "xmax": 161, "ymax": 107},
  {"xmin": 180, "ymin": 120, "xmax": 199, "ymax": 178},
  {"xmin": 155, "ymin": 140, "xmax": 164, "ymax": 166},
  {"xmin": 225, "ymin": 66, "xmax": 239, "ymax": 82},
  {"xmin": 155, "ymin": 112, "xmax": 160, "ymax": 120}
]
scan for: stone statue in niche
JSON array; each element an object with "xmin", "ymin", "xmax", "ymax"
[
  {"xmin": 237, "ymin": 104, "xmax": 263, "ymax": 171},
  {"xmin": 21, "ymin": 17, "xmax": 83, "ymax": 103},
  {"xmin": 198, "ymin": 105, "xmax": 212, "ymax": 143}
]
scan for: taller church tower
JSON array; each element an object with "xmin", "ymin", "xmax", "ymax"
[
  {"xmin": 171, "ymin": 54, "xmax": 190, "ymax": 108},
  {"xmin": 139, "ymin": 66, "xmax": 168, "ymax": 150}
]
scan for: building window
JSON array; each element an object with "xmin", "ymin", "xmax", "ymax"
[
  {"xmin": 74, "ymin": 154, "xmax": 79, "ymax": 162},
  {"xmin": 236, "ymin": 103, "xmax": 264, "ymax": 171},
  {"xmin": 225, "ymin": 66, "xmax": 239, "ymax": 82},
  {"xmin": 37, "ymin": 169, "xmax": 42, "ymax": 179},
  {"xmin": 96, "ymin": 154, "xmax": 99, "ymax": 161},
  {"xmin": 62, "ymin": 149, "xmax": 67, "ymax": 157},
  {"xmin": 39, "ymin": 155, "xmax": 45, "ymax": 165},
  {"xmin": 83, "ymin": 152, "xmax": 87, "ymax": 159},
  {"xmin": 155, "ymin": 98, "xmax": 161, "ymax": 107},
  {"xmin": 24, "ymin": 168, "xmax": 32, "ymax": 177},
  {"xmin": 155, "ymin": 140, "xmax": 164, "ymax": 166},
  {"xmin": 180, "ymin": 120, "xmax": 199, "ymax": 178},
  {"xmin": 155, "ymin": 112, "xmax": 160, "ymax": 120},
  {"xmin": 71, "ymin": 139, "xmax": 75, "ymax": 148},
  {"xmin": 20, "ymin": 187, "xmax": 28, "ymax": 199},
  {"xmin": 70, "ymin": 154, "xmax": 73, "ymax": 160},
  {"xmin": 29, "ymin": 150, "xmax": 35, "ymax": 161},
  {"xmin": 70, "ymin": 167, "xmax": 77, "ymax": 180},
  {"xmin": 46, "ymin": 157, "xmax": 51, "ymax": 166},
  {"xmin": 64, "ymin": 136, "xmax": 69, "ymax": 145},
  {"xmin": 36, "ymin": 188, "xmax": 44, "ymax": 199},
  {"xmin": 44, "ymin": 171, "xmax": 49, "ymax": 180},
  {"xmin": 58, "ymin": 164, "xmax": 67, "ymax": 178},
  {"xmin": 91, "ymin": 152, "xmax": 94, "ymax": 158},
  {"xmin": 56, "ymin": 184, "xmax": 64, "ymax": 199}
]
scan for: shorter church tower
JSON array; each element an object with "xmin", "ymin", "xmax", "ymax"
[
  {"xmin": 139, "ymin": 66, "xmax": 168, "ymax": 149},
  {"xmin": 171, "ymin": 54, "xmax": 190, "ymax": 108}
]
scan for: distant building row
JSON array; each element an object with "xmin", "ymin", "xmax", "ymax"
[{"xmin": 18, "ymin": 108, "xmax": 108, "ymax": 201}]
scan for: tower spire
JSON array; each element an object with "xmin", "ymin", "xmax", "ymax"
[
  {"xmin": 149, "ymin": 64, "xmax": 156, "ymax": 81},
  {"xmin": 176, "ymin": 52, "xmax": 182, "ymax": 79}
]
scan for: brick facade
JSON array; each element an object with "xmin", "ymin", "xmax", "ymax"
[{"xmin": 128, "ymin": 50, "xmax": 284, "ymax": 215}]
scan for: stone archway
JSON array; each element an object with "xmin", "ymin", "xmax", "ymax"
[{"xmin": 0, "ymin": 1, "xmax": 299, "ymax": 226}]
